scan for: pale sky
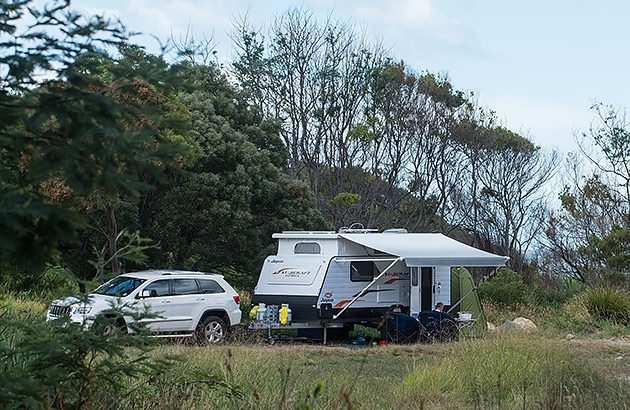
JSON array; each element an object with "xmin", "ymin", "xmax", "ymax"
[{"xmin": 75, "ymin": 0, "xmax": 630, "ymax": 155}]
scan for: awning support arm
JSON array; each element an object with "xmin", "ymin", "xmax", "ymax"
[
  {"xmin": 447, "ymin": 266, "xmax": 500, "ymax": 314},
  {"xmin": 332, "ymin": 257, "xmax": 402, "ymax": 321}
]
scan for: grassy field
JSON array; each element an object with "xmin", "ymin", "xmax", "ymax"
[
  {"xmin": 109, "ymin": 332, "xmax": 630, "ymax": 410},
  {"xmin": 2, "ymin": 292, "xmax": 630, "ymax": 409}
]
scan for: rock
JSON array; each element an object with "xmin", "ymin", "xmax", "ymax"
[
  {"xmin": 566, "ymin": 333, "xmax": 575, "ymax": 340},
  {"xmin": 487, "ymin": 322, "xmax": 498, "ymax": 332},
  {"xmin": 497, "ymin": 318, "xmax": 538, "ymax": 332},
  {"xmin": 512, "ymin": 317, "xmax": 538, "ymax": 332},
  {"xmin": 499, "ymin": 320, "xmax": 515, "ymax": 331}
]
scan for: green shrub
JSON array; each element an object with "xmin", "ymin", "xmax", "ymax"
[
  {"xmin": 583, "ymin": 286, "xmax": 630, "ymax": 324},
  {"xmin": 0, "ymin": 298, "xmax": 171, "ymax": 409},
  {"xmin": 478, "ymin": 268, "xmax": 528, "ymax": 307}
]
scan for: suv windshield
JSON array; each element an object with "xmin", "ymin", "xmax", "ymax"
[{"xmin": 93, "ymin": 277, "xmax": 146, "ymax": 297}]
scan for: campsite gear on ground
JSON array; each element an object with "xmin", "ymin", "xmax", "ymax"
[
  {"xmin": 457, "ymin": 317, "xmax": 477, "ymax": 340},
  {"xmin": 449, "ymin": 267, "xmax": 489, "ymax": 335},
  {"xmin": 249, "ymin": 229, "xmax": 507, "ymax": 343},
  {"xmin": 357, "ymin": 332, "xmax": 366, "ymax": 344},
  {"xmin": 458, "ymin": 312, "xmax": 473, "ymax": 321}
]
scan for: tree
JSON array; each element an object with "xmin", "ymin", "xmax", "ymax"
[
  {"xmin": 579, "ymin": 102, "xmax": 630, "ymax": 221},
  {"xmin": 544, "ymin": 155, "xmax": 627, "ymax": 284},
  {"xmin": 233, "ymin": 7, "xmax": 385, "ymax": 212},
  {"xmin": 0, "ymin": 0, "xmax": 186, "ymax": 272},
  {"xmin": 543, "ymin": 104, "xmax": 630, "ymax": 285},
  {"xmin": 144, "ymin": 64, "xmax": 329, "ymax": 288}
]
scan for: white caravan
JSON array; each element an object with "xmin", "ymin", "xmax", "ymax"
[{"xmin": 250, "ymin": 229, "xmax": 508, "ymax": 337}]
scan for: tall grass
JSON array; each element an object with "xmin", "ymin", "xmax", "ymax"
[
  {"xmin": 583, "ymin": 286, "xmax": 630, "ymax": 324},
  {"xmin": 104, "ymin": 335, "xmax": 630, "ymax": 410},
  {"xmin": 0, "ymin": 299, "xmax": 38, "ymax": 373},
  {"xmin": 2, "ymin": 291, "xmax": 629, "ymax": 408},
  {"xmin": 399, "ymin": 333, "xmax": 630, "ymax": 409}
]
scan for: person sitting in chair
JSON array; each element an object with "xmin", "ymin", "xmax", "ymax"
[
  {"xmin": 433, "ymin": 302, "xmax": 455, "ymax": 320},
  {"xmin": 418, "ymin": 302, "xmax": 456, "ymax": 342}
]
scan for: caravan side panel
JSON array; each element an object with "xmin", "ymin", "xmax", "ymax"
[{"xmin": 317, "ymin": 259, "xmax": 409, "ymax": 312}]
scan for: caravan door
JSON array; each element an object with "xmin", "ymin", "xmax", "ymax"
[{"xmin": 409, "ymin": 267, "xmax": 435, "ymax": 316}]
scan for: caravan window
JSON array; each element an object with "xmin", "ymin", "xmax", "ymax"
[
  {"xmin": 294, "ymin": 242, "xmax": 321, "ymax": 254},
  {"xmin": 350, "ymin": 261, "xmax": 375, "ymax": 282}
]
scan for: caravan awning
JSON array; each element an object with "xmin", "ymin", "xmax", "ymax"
[{"xmin": 339, "ymin": 233, "xmax": 508, "ymax": 267}]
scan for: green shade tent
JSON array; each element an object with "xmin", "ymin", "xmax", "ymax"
[{"xmin": 450, "ymin": 267, "xmax": 487, "ymax": 335}]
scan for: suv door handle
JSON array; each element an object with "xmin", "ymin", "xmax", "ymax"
[
  {"xmin": 162, "ymin": 300, "xmax": 171, "ymax": 304},
  {"xmin": 196, "ymin": 298, "xmax": 205, "ymax": 301}
]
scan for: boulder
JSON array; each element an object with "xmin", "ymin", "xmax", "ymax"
[
  {"xmin": 498, "ymin": 320, "xmax": 515, "ymax": 331},
  {"xmin": 497, "ymin": 318, "xmax": 538, "ymax": 332},
  {"xmin": 512, "ymin": 317, "xmax": 538, "ymax": 332},
  {"xmin": 487, "ymin": 322, "xmax": 498, "ymax": 332}
]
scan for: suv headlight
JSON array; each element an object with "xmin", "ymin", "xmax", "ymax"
[{"xmin": 72, "ymin": 306, "xmax": 92, "ymax": 315}]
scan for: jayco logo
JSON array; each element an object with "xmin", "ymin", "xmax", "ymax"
[{"xmin": 320, "ymin": 291, "xmax": 334, "ymax": 303}]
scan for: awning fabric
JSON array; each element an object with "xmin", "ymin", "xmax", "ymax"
[{"xmin": 339, "ymin": 233, "xmax": 508, "ymax": 267}]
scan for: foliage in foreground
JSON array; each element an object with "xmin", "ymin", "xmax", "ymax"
[
  {"xmin": 0, "ymin": 299, "xmax": 170, "ymax": 409},
  {"xmin": 0, "ymin": 0, "xmax": 187, "ymax": 272}
]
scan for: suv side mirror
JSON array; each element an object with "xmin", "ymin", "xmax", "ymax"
[{"xmin": 141, "ymin": 289, "xmax": 157, "ymax": 298}]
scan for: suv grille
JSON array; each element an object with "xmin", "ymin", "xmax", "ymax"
[{"xmin": 49, "ymin": 305, "xmax": 71, "ymax": 317}]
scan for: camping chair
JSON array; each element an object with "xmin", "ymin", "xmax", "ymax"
[
  {"xmin": 419, "ymin": 311, "xmax": 456, "ymax": 343},
  {"xmin": 384, "ymin": 312, "xmax": 421, "ymax": 344}
]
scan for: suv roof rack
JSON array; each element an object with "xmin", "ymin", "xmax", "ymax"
[{"xmin": 160, "ymin": 271, "xmax": 220, "ymax": 276}]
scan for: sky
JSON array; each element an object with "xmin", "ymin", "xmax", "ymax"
[{"xmin": 75, "ymin": 0, "xmax": 630, "ymax": 155}]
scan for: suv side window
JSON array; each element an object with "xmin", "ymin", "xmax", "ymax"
[
  {"xmin": 198, "ymin": 279, "xmax": 225, "ymax": 294},
  {"xmin": 145, "ymin": 279, "xmax": 170, "ymax": 296},
  {"xmin": 172, "ymin": 278, "xmax": 200, "ymax": 295}
]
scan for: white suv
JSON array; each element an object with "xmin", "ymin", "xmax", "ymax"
[{"xmin": 47, "ymin": 270, "xmax": 242, "ymax": 343}]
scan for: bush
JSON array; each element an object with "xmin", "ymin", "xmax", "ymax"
[
  {"xmin": 583, "ymin": 286, "xmax": 630, "ymax": 324},
  {"xmin": 0, "ymin": 298, "xmax": 170, "ymax": 409},
  {"xmin": 477, "ymin": 268, "xmax": 528, "ymax": 307}
]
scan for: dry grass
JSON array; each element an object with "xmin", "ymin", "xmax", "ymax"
[
  {"xmin": 111, "ymin": 333, "xmax": 630, "ymax": 409},
  {"xmin": 3, "ymin": 292, "xmax": 629, "ymax": 409}
]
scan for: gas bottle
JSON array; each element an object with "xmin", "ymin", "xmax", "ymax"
[
  {"xmin": 256, "ymin": 303, "xmax": 267, "ymax": 322},
  {"xmin": 279, "ymin": 304, "xmax": 292, "ymax": 324},
  {"xmin": 249, "ymin": 305, "xmax": 259, "ymax": 320}
]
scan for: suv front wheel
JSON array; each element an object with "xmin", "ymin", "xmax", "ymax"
[{"xmin": 196, "ymin": 315, "xmax": 226, "ymax": 344}]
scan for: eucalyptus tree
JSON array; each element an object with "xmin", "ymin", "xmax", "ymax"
[
  {"xmin": 473, "ymin": 128, "xmax": 559, "ymax": 273},
  {"xmin": 232, "ymin": 7, "xmax": 384, "ymax": 212},
  {"xmin": 543, "ymin": 103, "xmax": 630, "ymax": 284}
]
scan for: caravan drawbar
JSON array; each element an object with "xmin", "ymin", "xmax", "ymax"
[{"xmin": 249, "ymin": 229, "xmax": 508, "ymax": 337}]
